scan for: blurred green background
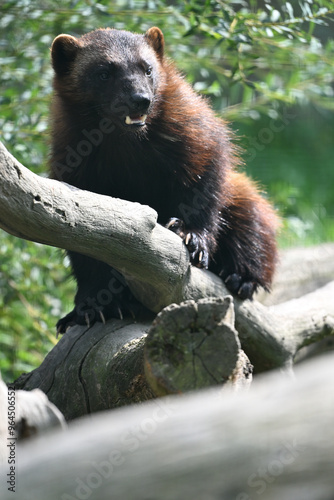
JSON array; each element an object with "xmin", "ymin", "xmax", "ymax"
[{"xmin": 0, "ymin": 0, "xmax": 333, "ymax": 381}]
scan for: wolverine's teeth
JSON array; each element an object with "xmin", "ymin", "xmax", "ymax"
[{"xmin": 125, "ymin": 114, "xmax": 147, "ymax": 125}]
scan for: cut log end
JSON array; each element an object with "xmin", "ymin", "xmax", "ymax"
[{"xmin": 144, "ymin": 297, "xmax": 253, "ymax": 396}]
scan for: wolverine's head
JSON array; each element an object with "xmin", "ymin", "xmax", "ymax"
[{"xmin": 51, "ymin": 27, "xmax": 165, "ymax": 131}]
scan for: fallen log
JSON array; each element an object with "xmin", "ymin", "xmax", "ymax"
[
  {"xmin": 14, "ymin": 298, "xmax": 253, "ymax": 419},
  {"xmin": 2, "ymin": 353, "xmax": 334, "ymax": 500},
  {"xmin": 14, "ymin": 318, "xmax": 155, "ymax": 420},
  {"xmin": 14, "ymin": 282, "xmax": 334, "ymax": 418}
]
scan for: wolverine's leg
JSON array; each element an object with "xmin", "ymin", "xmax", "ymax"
[{"xmin": 210, "ymin": 171, "xmax": 279, "ymax": 299}]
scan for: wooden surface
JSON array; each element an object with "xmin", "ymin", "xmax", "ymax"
[
  {"xmin": 144, "ymin": 298, "xmax": 252, "ymax": 395},
  {"xmin": 2, "ymin": 353, "xmax": 334, "ymax": 500},
  {"xmin": 14, "ymin": 280, "xmax": 334, "ymax": 417},
  {"xmin": 14, "ymin": 319, "xmax": 155, "ymax": 420}
]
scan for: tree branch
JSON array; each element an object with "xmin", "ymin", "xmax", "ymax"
[
  {"xmin": 236, "ymin": 280, "xmax": 334, "ymax": 371},
  {"xmin": 0, "ymin": 140, "xmax": 225, "ymax": 313},
  {"xmin": 256, "ymin": 243, "xmax": 334, "ymax": 305}
]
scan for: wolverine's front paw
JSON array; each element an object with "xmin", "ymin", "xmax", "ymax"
[
  {"xmin": 224, "ymin": 273, "xmax": 259, "ymax": 300},
  {"xmin": 166, "ymin": 217, "xmax": 210, "ymax": 268},
  {"xmin": 56, "ymin": 301, "xmax": 122, "ymax": 335},
  {"xmin": 56, "ymin": 295, "xmax": 141, "ymax": 335}
]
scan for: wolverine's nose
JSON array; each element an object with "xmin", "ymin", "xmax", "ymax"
[{"xmin": 129, "ymin": 93, "xmax": 151, "ymax": 113}]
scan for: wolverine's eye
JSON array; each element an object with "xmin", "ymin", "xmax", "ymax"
[
  {"xmin": 99, "ymin": 71, "xmax": 110, "ymax": 81},
  {"xmin": 145, "ymin": 66, "xmax": 153, "ymax": 77}
]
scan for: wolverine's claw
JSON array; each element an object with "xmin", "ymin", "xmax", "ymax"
[
  {"xmin": 224, "ymin": 273, "xmax": 258, "ymax": 300},
  {"xmin": 117, "ymin": 306, "xmax": 123, "ymax": 321},
  {"xmin": 99, "ymin": 310, "xmax": 106, "ymax": 324},
  {"xmin": 166, "ymin": 218, "xmax": 211, "ymax": 270}
]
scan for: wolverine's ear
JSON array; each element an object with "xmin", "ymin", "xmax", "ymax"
[
  {"xmin": 51, "ymin": 34, "xmax": 79, "ymax": 76},
  {"xmin": 145, "ymin": 27, "xmax": 164, "ymax": 60}
]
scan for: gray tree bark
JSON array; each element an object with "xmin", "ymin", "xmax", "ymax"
[{"xmin": 2, "ymin": 353, "xmax": 334, "ymax": 500}]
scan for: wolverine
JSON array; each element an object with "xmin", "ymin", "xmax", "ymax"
[{"xmin": 50, "ymin": 27, "xmax": 279, "ymax": 333}]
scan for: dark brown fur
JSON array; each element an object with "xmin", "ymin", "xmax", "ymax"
[{"xmin": 50, "ymin": 27, "xmax": 279, "ymax": 332}]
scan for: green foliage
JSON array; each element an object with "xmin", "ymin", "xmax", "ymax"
[
  {"xmin": 172, "ymin": 0, "xmax": 334, "ymax": 115},
  {"xmin": 235, "ymin": 105, "xmax": 334, "ymax": 246},
  {"xmin": 0, "ymin": 234, "xmax": 74, "ymax": 380},
  {"xmin": 0, "ymin": 0, "xmax": 333, "ymax": 381}
]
